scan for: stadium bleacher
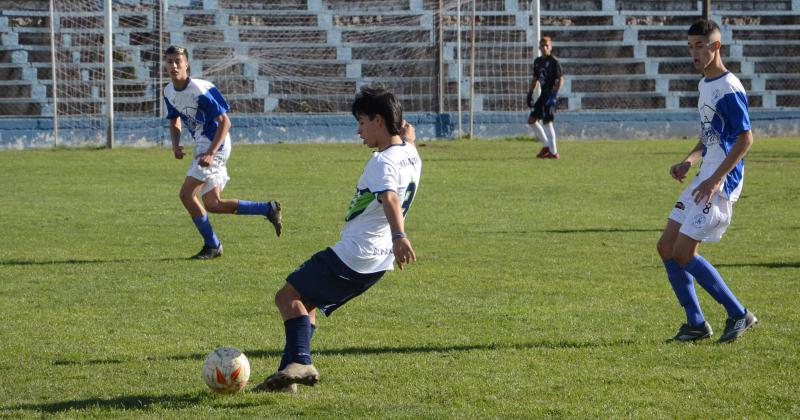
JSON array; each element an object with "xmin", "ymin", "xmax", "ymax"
[{"xmin": 0, "ymin": 0, "xmax": 798, "ymax": 118}]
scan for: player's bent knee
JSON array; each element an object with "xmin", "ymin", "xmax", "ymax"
[{"xmin": 656, "ymin": 239, "xmax": 672, "ymax": 261}]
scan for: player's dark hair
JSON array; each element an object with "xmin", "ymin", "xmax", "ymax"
[
  {"xmin": 165, "ymin": 45, "xmax": 191, "ymax": 74},
  {"xmin": 688, "ymin": 19, "xmax": 720, "ymax": 36},
  {"xmin": 351, "ymin": 86, "xmax": 403, "ymax": 136}
]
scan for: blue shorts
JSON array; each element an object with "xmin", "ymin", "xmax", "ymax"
[{"xmin": 287, "ymin": 248, "xmax": 386, "ymax": 316}]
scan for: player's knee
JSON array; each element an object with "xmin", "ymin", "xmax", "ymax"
[
  {"xmin": 203, "ymin": 197, "xmax": 222, "ymax": 213},
  {"xmin": 178, "ymin": 189, "xmax": 194, "ymax": 204},
  {"xmin": 673, "ymin": 252, "xmax": 693, "ymax": 268},
  {"xmin": 656, "ymin": 239, "xmax": 672, "ymax": 260}
]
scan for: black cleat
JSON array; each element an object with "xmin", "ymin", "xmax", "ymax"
[
  {"xmin": 191, "ymin": 244, "xmax": 223, "ymax": 260},
  {"xmin": 670, "ymin": 321, "xmax": 713, "ymax": 342},
  {"xmin": 718, "ymin": 310, "xmax": 758, "ymax": 343},
  {"xmin": 266, "ymin": 200, "xmax": 282, "ymax": 237}
]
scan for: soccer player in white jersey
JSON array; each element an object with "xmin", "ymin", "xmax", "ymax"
[
  {"xmin": 656, "ymin": 20, "xmax": 757, "ymax": 343},
  {"xmin": 527, "ymin": 36, "xmax": 564, "ymax": 159},
  {"xmin": 163, "ymin": 45, "xmax": 282, "ymax": 260},
  {"xmin": 253, "ymin": 87, "xmax": 422, "ymax": 393}
]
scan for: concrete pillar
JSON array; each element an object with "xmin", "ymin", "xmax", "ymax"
[
  {"xmin": 602, "ymin": 0, "xmax": 616, "ymax": 12},
  {"xmin": 255, "ymin": 79, "xmax": 269, "ymax": 96},
  {"xmin": 337, "ymin": 47, "xmax": 351, "ymax": 61},
  {"xmin": 203, "ymin": 0, "xmax": 218, "ymax": 10},
  {"xmin": 11, "ymin": 50, "xmax": 28, "ymax": 64},
  {"xmin": 327, "ymin": 29, "xmax": 341, "ymax": 45},
  {"xmin": 308, "ymin": 0, "xmax": 323, "ymax": 11},
  {"xmin": 346, "ymin": 62, "xmax": 361, "ymax": 78},
  {"xmin": 505, "ymin": 0, "xmax": 518, "ymax": 12},
  {"xmin": 265, "ymin": 97, "xmax": 278, "ymax": 112},
  {"xmin": 410, "ymin": 0, "xmax": 424, "ymax": 11},
  {"xmin": 318, "ymin": 13, "xmax": 333, "ymax": 29}
]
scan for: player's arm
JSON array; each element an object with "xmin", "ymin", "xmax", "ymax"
[
  {"xmin": 691, "ymin": 130, "xmax": 753, "ymax": 204},
  {"xmin": 526, "ymin": 74, "xmax": 538, "ymax": 108},
  {"xmin": 198, "ymin": 113, "xmax": 231, "ymax": 167},
  {"xmin": 379, "ymin": 190, "xmax": 416, "ymax": 270},
  {"xmin": 170, "ymin": 117, "xmax": 184, "ymax": 159},
  {"xmin": 670, "ymin": 140, "xmax": 704, "ymax": 182}
]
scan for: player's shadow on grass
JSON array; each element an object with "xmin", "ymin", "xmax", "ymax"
[
  {"xmin": 4, "ymin": 392, "xmax": 264, "ymax": 414},
  {"xmin": 715, "ymin": 261, "xmax": 800, "ymax": 269},
  {"xmin": 0, "ymin": 257, "xmax": 189, "ymax": 266},
  {"xmin": 49, "ymin": 339, "xmax": 635, "ymax": 368},
  {"xmin": 162, "ymin": 339, "xmax": 636, "ymax": 363}
]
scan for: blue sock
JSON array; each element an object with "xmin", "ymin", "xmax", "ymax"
[
  {"xmin": 191, "ymin": 215, "xmax": 220, "ymax": 248},
  {"xmin": 236, "ymin": 200, "xmax": 271, "ymax": 216},
  {"xmin": 283, "ymin": 315, "xmax": 312, "ymax": 366},
  {"xmin": 684, "ymin": 255, "xmax": 746, "ymax": 318},
  {"xmin": 664, "ymin": 259, "xmax": 705, "ymax": 326},
  {"xmin": 279, "ymin": 322, "xmax": 315, "ymax": 370}
]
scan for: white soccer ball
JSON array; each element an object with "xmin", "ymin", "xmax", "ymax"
[{"xmin": 202, "ymin": 347, "xmax": 251, "ymax": 394}]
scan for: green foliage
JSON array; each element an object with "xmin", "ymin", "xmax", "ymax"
[{"xmin": 1, "ymin": 138, "xmax": 798, "ymax": 418}]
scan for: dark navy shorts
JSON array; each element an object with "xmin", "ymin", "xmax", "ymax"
[
  {"xmin": 529, "ymin": 95, "xmax": 556, "ymax": 124},
  {"xmin": 287, "ymin": 247, "xmax": 386, "ymax": 316}
]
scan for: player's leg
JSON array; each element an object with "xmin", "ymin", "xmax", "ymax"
[
  {"xmin": 201, "ymin": 187, "xmax": 283, "ymax": 237},
  {"xmin": 675, "ymin": 197, "xmax": 757, "ymax": 342},
  {"xmin": 657, "ymin": 219, "xmax": 709, "ymax": 341},
  {"xmin": 528, "ymin": 98, "xmax": 550, "ymax": 157},
  {"xmin": 179, "ymin": 176, "xmax": 222, "ymax": 259},
  {"xmin": 542, "ymin": 103, "xmax": 558, "ymax": 158}
]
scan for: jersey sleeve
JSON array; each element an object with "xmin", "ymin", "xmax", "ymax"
[
  {"xmin": 717, "ymin": 89, "xmax": 751, "ymax": 140},
  {"xmin": 196, "ymin": 86, "xmax": 230, "ymax": 121},
  {"xmin": 554, "ymin": 58, "xmax": 563, "ymax": 79},
  {"xmin": 366, "ymin": 157, "xmax": 400, "ymax": 198},
  {"xmin": 164, "ymin": 95, "xmax": 180, "ymax": 120}
]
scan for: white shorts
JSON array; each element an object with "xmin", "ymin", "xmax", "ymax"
[
  {"xmin": 668, "ymin": 183, "xmax": 733, "ymax": 243},
  {"xmin": 186, "ymin": 147, "xmax": 231, "ymax": 196}
]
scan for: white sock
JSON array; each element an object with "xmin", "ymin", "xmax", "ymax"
[
  {"xmin": 530, "ymin": 122, "xmax": 550, "ymax": 149},
  {"xmin": 545, "ymin": 123, "xmax": 557, "ymax": 154}
]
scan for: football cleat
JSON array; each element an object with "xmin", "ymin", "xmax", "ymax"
[
  {"xmin": 252, "ymin": 381, "xmax": 298, "ymax": 394},
  {"xmin": 266, "ymin": 200, "xmax": 282, "ymax": 237},
  {"xmin": 671, "ymin": 321, "xmax": 713, "ymax": 342},
  {"xmin": 543, "ymin": 151, "xmax": 560, "ymax": 159},
  {"xmin": 262, "ymin": 362, "xmax": 319, "ymax": 390},
  {"xmin": 718, "ymin": 310, "xmax": 758, "ymax": 343},
  {"xmin": 536, "ymin": 147, "xmax": 550, "ymax": 158},
  {"xmin": 191, "ymin": 244, "xmax": 223, "ymax": 260}
]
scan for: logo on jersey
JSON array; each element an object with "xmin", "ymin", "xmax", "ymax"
[
  {"xmin": 692, "ymin": 214, "xmax": 707, "ymax": 228},
  {"xmin": 344, "ymin": 188, "xmax": 376, "ymax": 222},
  {"xmin": 674, "ymin": 201, "xmax": 685, "ymax": 210},
  {"xmin": 700, "ymin": 104, "xmax": 723, "ymax": 147}
]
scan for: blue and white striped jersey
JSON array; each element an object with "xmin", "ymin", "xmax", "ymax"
[
  {"xmin": 696, "ymin": 71, "xmax": 751, "ymax": 202},
  {"xmin": 163, "ymin": 78, "xmax": 230, "ymax": 154}
]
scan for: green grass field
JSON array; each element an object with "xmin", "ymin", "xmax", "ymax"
[{"xmin": 1, "ymin": 138, "xmax": 798, "ymax": 418}]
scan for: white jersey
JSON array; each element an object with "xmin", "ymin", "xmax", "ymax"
[
  {"xmin": 696, "ymin": 71, "xmax": 751, "ymax": 202},
  {"xmin": 331, "ymin": 142, "xmax": 422, "ymax": 274},
  {"xmin": 163, "ymin": 78, "xmax": 231, "ymax": 155}
]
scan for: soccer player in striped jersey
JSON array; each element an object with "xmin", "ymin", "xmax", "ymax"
[
  {"xmin": 253, "ymin": 87, "xmax": 422, "ymax": 393},
  {"xmin": 656, "ymin": 20, "xmax": 757, "ymax": 343},
  {"xmin": 163, "ymin": 45, "xmax": 282, "ymax": 260},
  {"xmin": 527, "ymin": 36, "xmax": 564, "ymax": 159}
]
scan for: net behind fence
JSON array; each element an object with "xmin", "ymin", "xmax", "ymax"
[{"xmin": 1, "ymin": 0, "xmax": 799, "ymax": 144}]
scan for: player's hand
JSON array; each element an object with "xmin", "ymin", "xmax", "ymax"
[
  {"xmin": 692, "ymin": 177, "xmax": 721, "ymax": 205},
  {"xmin": 392, "ymin": 238, "xmax": 416, "ymax": 271},
  {"xmin": 173, "ymin": 145, "xmax": 185, "ymax": 159},
  {"xmin": 197, "ymin": 152, "xmax": 214, "ymax": 167},
  {"xmin": 526, "ymin": 91, "xmax": 533, "ymax": 108},
  {"xmin": 669, "ymin": 161, "xmax": 691, "ymax": 182},
  {"xmin": 546, "ymin": 94, "xmax": 558, "ymax": 107},
  {"xmin": 401, "ymin": 120, "xmax": 416, "ymax": 144}
]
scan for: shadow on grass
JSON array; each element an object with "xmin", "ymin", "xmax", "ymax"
[
  {"xmin": 3, "ymin": 391, "xmax": 263, "ymax": 414},
  {"xmin": 54, "ymin": 339, "xmax": 636, "ymax": 367},
  {"xmin": 715, "ymin": 261, "xmax": 800, "ymax": 269},
  {"xmin": 0, "ymin": 257, "xmax": 190, "ymax": 266},
  {"xmin": 478, "ymin": 227, "xmax": 662, "ymax": 234}
]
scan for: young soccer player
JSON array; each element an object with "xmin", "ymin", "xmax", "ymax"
[
  {"xmin": 656, "ymin": 19, "xmax": 757, "ymax": 343},
  {"xmin": 163, "ymin": 45, "xmax": 282, "ymax": 260},
  {"xmin": 253, "ymin": 87, "xmax": 422, "ymax": 393},
  {"xmin": 526, "ymin": 36, "xmax": 564, "ymax": 159}
]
